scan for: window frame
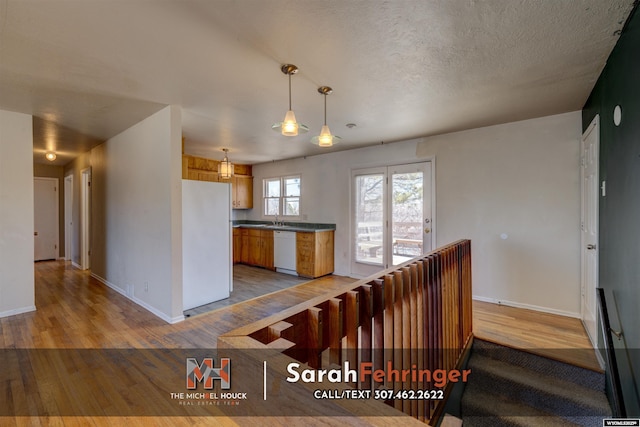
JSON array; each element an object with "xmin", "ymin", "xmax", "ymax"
[{"xmin": 262, "ymin": 174, "xmax": 301, "ymax": 219}]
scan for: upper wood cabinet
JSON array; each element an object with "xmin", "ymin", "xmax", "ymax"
[
  {"xmin": 232, "ymin": 175, "xmax": 253, "ymax": 209},
  {"xmin": 183, "ymin": 154, "xmax": 253, "ymax": 209}
]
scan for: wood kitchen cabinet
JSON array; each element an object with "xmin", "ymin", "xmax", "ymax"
[
  {"xmin": 183, "ymin": 154, "xmax": 253, "ymax": 210},
  {"xmin": 296, "ymin": 230, "xmax": 334, "ymax": 278},
  {"xmin": 233, "ymin": 228, "xmax": 241, "ymax": 264},
  {"xmin": 247, "ymin": 229, "xmax": 274, "ymax": 270},
  {"xmin": 240, "ymin": 228, "xmax": 250, "ymax": 264},
  {"xmin": 232, "ymin": 175, "xmax": 253, "ymax": 209}
]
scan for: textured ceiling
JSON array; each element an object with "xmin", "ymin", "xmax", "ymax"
[{"xmin": 0, "ymin": 0, "xmax": 634, "ymax": 166}]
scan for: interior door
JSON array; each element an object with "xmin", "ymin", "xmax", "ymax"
[
  {"xmin": 581, "ymin": 115, "xmax": 599, "ymax": 345},
  {"xmin": 64, "ymin": 174, "xmax": 73, "ymax": 261},
  {"xmin": 34, "ymin": 178, "xmax": 59, "ymax": 261},
  {"xmin": 351, "ymin": 162, "xmax": 433, "ymax": 278}
]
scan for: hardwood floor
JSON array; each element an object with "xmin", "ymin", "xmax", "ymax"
[
  {"xmin": 473, "ymin": 300, "xmax": 602, "ymax": 372},
  {"xmin": 184, "ymin": 265, "xmax": 309, "ymax": 317},
  {"xmin": 0, "ymin": 261, "xmax": 601, "ymax": 426}
]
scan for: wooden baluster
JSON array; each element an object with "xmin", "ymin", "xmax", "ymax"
[
  {"xmin": 409, "ymin": 264, "xmax": 419, "ymax": 417},
  {"xmin": 345, "ymin": 290, "xmax": 359, "ymax": 372},
  {"xmin": 392, "ymin": 270, "xmax": 404, "ymax": 411},
  {"xmin": 443, "ymin": 247, "xmax": 451, "ymax": 370},
  {"xmin": 400, "ymin": 267, "xmax": 411, "ymax": 415},
  {"xmin": 416, "ymin": 258, "xmax": 428, "ymax": 420},
  {"xmin": 424, "ymin": 255, "xmax": 434, "ymax": 417},
  {"xmin": 329, "ymin": 298, "xmax": 342, "ymax": 366},
  {"xmin": 307, "ymin": 307, "xmax": 322, "ymax": 369},
  {"xmin": 359, "ymin": 284, "xmax": 373, "ymax": 390},
  {"xmin": 372, "ymin": 279, "xmax": 384, "ymax": 377},
  {"xmin": 383, "ymin": 274, "xmax": 395, "ymax": 391},
  {"xmin": 434, "ymin": 251, "xmax": 443, "ymax": 414},
  {"xmin": 409, "ymin": 261, "xmax": 424, "ymax": 421}
]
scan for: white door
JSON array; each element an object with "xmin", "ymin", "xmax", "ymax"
[
  {"xmin": 34, "ymin": 178, "xmax": 59, "ymax": 261},
  {"xmin": 351, "ymin": 162, "xmax": 434, "ymax": 278},
  {"xmin": 581, "ymin": 115, "xmax": 599, "ymax": 345},
  {"xmin": 81, "ymin": 168, "xmax": 91, "ymax": 270},
  {"xmin": 64, "ymin": 174, "xmax": 73, "ymax": 261}
]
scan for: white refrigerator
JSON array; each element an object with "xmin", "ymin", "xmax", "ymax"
[{"xmin": 182, "ymin": 179, "xmax": 232, "ymax": 311}]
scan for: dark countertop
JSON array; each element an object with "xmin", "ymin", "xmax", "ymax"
[{"xmin": 232, "ymin": 220, "xmax": 335, "ymax": 233}]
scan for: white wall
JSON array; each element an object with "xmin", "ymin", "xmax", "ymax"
[
  {"xmin": 417, "ymin": 111, "xmax": 582, "ymax": 316},
  {"xmin": 0, "ymin": 110, "xmax": 35, "ymax": 317},
  {"xmin": 250, "ymin": 111, "xmax": 582, "ymax": 316},
  {"xmin": 90, "ymin": 106, "xmax": 184, "ymax": 323}
]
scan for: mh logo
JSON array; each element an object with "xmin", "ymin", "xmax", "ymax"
[{"xmin": 186, "ymin": 357, "xmax": 230, "ymax": 390}]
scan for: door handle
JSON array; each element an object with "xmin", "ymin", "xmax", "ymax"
[
  {"xmin": 587, "ymin": 244, "xmax": 596, "ymax": 250},
  {"xmin": 424, "ymin": 228, "xmax": 431, "ymax": 234},
  {"xmin": 34, "ymin": 232, "xmax": 38, "ymax": 236}
]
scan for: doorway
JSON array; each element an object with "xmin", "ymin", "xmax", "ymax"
[
  {"xmin": 64, "ymin": 174, "xmax": 73, "ymax": 261},
  {"xmin": 581, "ymin": 115, "xmax": 599, "ymax": 345},
  {"xmin": 34, "ymin": 177, "xmax": 59, "ymax": 261},
  {"xmin": 351, "ymin": 161, "xmax": 434, "ymax": 278},
  {"xmin": 81, "ymin": 168, "xmax": 91, "ymax": 270}
]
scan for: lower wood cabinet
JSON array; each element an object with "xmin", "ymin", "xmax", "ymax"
[
  {"xmin": 247, "ymin": 229, "xmax": 274, "ymax": 270},
  {"xmin": 234, "ymin": 227, "xmax": 334, "ymax": 277},
  {"xmin": 233, "ymin": 228, "xmax": 241, "ymax": 264},
  {"xmin": 296, "ymin": 230, "xmax": 334, "ymax": 278}
]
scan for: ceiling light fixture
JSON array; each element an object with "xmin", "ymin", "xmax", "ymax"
[
  {"xmin": 45, "ymin": 152, "xmax": 57, "ymax": 161},
  {"xmin": 218, "ymin": 148, "xmax": 234, "ymax": 180},
  {"xmin": 272, "ymin": 64, "xmax": 308, "ymax": 136},
  {"xmin": 311, "ymin": 86, "xmax": 341, "ymax": 147}
]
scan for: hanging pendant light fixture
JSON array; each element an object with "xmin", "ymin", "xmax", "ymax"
[
  {"xmin": 272, "ymin": 64, "xmax": 308, "ymax": 136},
  {"xmin": 311, "ymin": 86, "xmax": 341, "ymax": 147},
  {"xmin": 218, "ymin": 148, "xmax": 234, "ymax": 180}
]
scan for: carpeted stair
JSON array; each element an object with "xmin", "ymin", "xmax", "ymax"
[{"xmin": 460, "ymin": 339, "xmax": 611, "ymax": 427}]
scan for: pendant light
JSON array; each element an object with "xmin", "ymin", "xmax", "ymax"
[
  {"xmin": 272, "ymin": 64, "xmax": 308, "ymax": 136},
  {"xmin": 311, "ymin": 86, "xmax": 341, "ymax": 147},
  {"xmin": 218, "ymin": 148, "xmax": 234, "ymax": 180}
]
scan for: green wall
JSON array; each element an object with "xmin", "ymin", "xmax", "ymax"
[{"xmin": 583, "ymin": 5, "xmax": 640, "ymax": 416}]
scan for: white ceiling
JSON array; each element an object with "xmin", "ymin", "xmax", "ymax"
[{"xmin": 0, "ymin": 0, "xmax": 634, "ymax": 166}]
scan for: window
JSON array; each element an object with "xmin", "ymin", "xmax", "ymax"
[{"xmin": 263, "ymin": 175, "xmax": 301, "ymax": 217}]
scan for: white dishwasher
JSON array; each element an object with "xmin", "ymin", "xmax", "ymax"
[{"xmin": 274, "ymin": 230, "xmax": 297, "ymax": 276}]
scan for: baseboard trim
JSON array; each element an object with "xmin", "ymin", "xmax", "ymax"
[
  {"xmin": 71, "ymin": 261, "xmax": 82, "ymax": 269},
  {"xmin": 90, "ymin": 273, "xmax": 184, "ymax": 324},
  {"xmin": 0, "ymin": 305, "xmax": 36, "ymax": 318},
  {"xmin": 473, "ymin": 295, "xmax": 581, "ymax": 319}
]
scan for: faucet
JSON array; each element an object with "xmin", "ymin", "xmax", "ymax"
[{"xmin": 273, "ymin": 213, "xmax": 279, "ymax": 226}]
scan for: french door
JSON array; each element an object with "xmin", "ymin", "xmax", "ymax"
[{"xmin": 351, "ymin": 162, "xmax": 433, "ymax": 278}]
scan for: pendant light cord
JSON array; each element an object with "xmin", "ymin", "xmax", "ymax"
[
  {"xmin": 324, "ymin": 94, "xmax": 327, "ymax": 125},
  {"xmin": 288, "ymin": 74, "xmax": 292, "ymax": 110}
]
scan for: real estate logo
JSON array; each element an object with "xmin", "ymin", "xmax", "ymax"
[
  {"xmin": 603, "ymin": 419, "xmax": 640, "ymax": 427},
  {"xmin": 186, "ymin": 357, "xmax": 230, "ymax": 389}
]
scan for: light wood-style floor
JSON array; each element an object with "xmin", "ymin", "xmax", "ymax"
[
  {"xmin": 0, "ymin": 261, "xmax": 601, "ymax": 426},
  {"xmin": 473, "ymin": 300, "xmax": 601, "ymax": 372},
  {"xmin": 184, "ymin": 264, "xmax": 309, "ymax": 317}
]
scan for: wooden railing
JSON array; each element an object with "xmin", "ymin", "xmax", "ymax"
[{"xmin": 218, "ymin": 239, "xmax": 472, "ymax": 424}]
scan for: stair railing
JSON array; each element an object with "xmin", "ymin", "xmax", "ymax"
[
  {"xmin": 596, "ymin": 287, "xmax": 626, "ymax": 417},
  {"xmin": 219, "ymin": 239, "xmax": 473, "ymax": 425}
]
